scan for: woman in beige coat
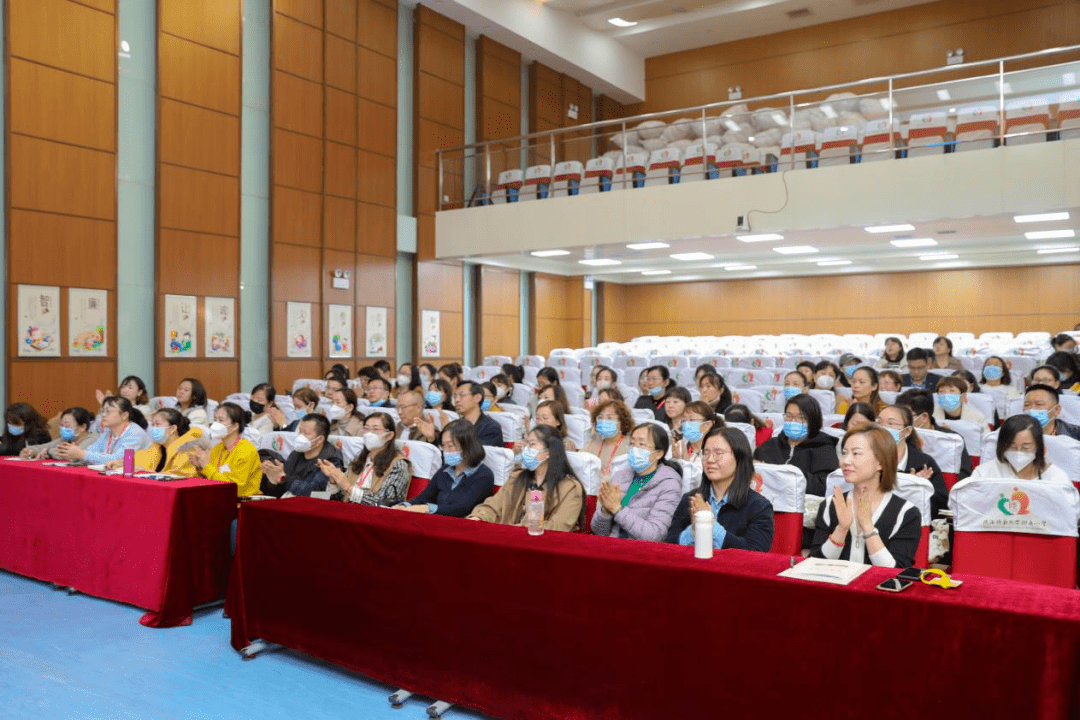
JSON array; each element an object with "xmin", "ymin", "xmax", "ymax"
[{"xmin": 468, "ymin": 424, "xmax": 586, "ymax": 532}]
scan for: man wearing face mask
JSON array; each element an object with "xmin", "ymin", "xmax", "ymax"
[
  {"xmin": 1024, "ymin": 384, "xmax": 1080, "ymax": 441},
  {"xmin": 365, "ymin": 377, "xmax": 395, "ymax": 408},
  {"xmin": 901, "ymin": 348, "xmax": 940, "ymax": 392},
  {"xmin": 451, "ymin": 382, "xmax": 506, "ymax": 448},
  {"xmin": 259, "ymin": 414, "xmax": 344, "ymax": 497}
]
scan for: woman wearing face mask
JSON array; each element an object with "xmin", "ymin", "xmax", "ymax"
[
  {"xmin": 0, "ymin": 403, "xmax": 53, "ymax": 456},
  {"xmin": 56, "ymin": 397, "xmax": 150, "ymax": 464},
  {"xmin": 586, "ymin": 366, "xmax": 619, "ymax": 408},
  {"xmin": 781, "ymin": 371, "xmax": 810, "ymax": 404},
  {"xmin": 490, "ymin": 373, "xmax": 517, "ymax": 405},
  {"xmin": 396, "ymin": 419, "xmax": 495, "ymax": 516},
  {"xmin": 320, "ymin": 412, "xmax": 412, "ymax": 506},
  {"xmin": 419, "ymin": 363, "xmax": 437, "ymax": 388},
  {"xmin": 698, "ymin": 371, "xmax": 733, "ymax": 415},
  {"xmin": 591, "ymin": 423, "xmax": 684, "ymax": 541},
  {"xmin": 877, "ymin": 404, "xmax": 947, "ymax": 520},
  {"xmin": 980, "ymin": 356, "xmax": 1018, "ymax": 398},
  {"xmin": 752, "ymin": 394, "xmax": 838, "ymax": 496},
  {"xmin": 328, "ymin": 388, "xmax": 365, "ymax": 437},
  {"xmin": 585, "ymin": 399, "xmax": 633, "ymax": 482},
  {"xmin": 663, "ymin": 386, "xmax": 693, "ymax": 437},
  {"xmin": 480, "ymin": 382, "xmax": 503, "ymax": 414},
  {"xmin": 968, "ymin": 414, "xmax": 1070, "ymax": 484},
  {"xmin": 22, "ymin": 407, "xmax": 97, "ymax": 460},
  {"xmin": 634, "ymin": 366, "xmax": 675, "ymax": 422},
  {"xmin": 1045, "ymin": 351, "xmax": 1080, "ymax": 393},
  {"xmin": 246, "ymin": 383, "xmax": 278, "ymax": 435},
  {"xmin": 105, "ymin": 408, "xmax": 202, "ymax": 476},
  {"xmin": 276, "ymin": 388, "xmax": 319, "ymax": 432},
  {"xmin": 192, "ymin": 402, "xmax": 262, "ymax": 496},
  {"xmin": 468, "ymin": 424, "xmax": 587, "ymax": 531},
  {"xmin": 532, "ymin": 400, "xmax": 576, "ymax": 451},
  {"xmin": 814, "ymin": 360, "xmax": 848, "ymax": 414},
  {"xmin": 665, "ymin": 427, "xmax": 774, "ymax": 551},
  {"xmin": 425, "ymin": 378, "xmax": 455, "ymax": 411},
  {"xmin": 810, "ymin": 424, "xmax": 922, "ymax": 568},
  {"xmin": 394, "ymin": 363, "xmax": 422, "ymax": 398},
  {"xmin": 672, "ymin": 401, "xmax": 723, "ymax": 462}
]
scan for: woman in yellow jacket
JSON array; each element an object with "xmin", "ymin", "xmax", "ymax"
[
  {"xmin": 191, "ymin": 402, "xmax": 263, "ymax": 497},
  {"xmin": 105, "ymin": 407, "xmax": 202, "ymax": 476}
]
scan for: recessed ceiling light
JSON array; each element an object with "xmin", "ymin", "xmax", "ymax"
[
  {"xmin": 736, "ymin": 233, "xmax": 784, "ymax": 243},
  {"xmin": 608, "ymin": 17, "xmax": 637, "ymax": 27},
  {"xmin": 626, "ymin": 241, "xmax": 670, "ymax": 250},
  {"xmin": 890, "ymin": 238, "xmax": 938, "ymax": 248},
  {"xmin": 772, "ymin": 245, "xmax": 818, "ymax": 255},
  {"xmin": 641, "ymin": 269, "xmax": 672, "ymax": 275},
  {"xmin": 578, "ymin": 258, "xmax": 621, "ymax": 266},
  {"xmin": 817, "ymin": 260, "xmax": 852, "ymax": 266},
  {"xmin": 1025, "ymin": 230, "xmax": 1076, "ymax": 240},
  {"xmin": 670, "ymin": 252, "xmax": 714, "ymax": 261},
  {"xmin": 1065, "ymin": 72, "xmax": 1077, "ymax": 86},
  {"xmin": 935, "ymin": 261, "xmax": 969, "ymax": 268},
  {"xmin": 936, "ymin": 89, "xmax": 951, "ymax": 101},
  {"xmin": 865, "ymin": 224, "xmax": 915, "ymax": 233},
  {"xmin": 1014, "ymin": 212, "xmax": 1070, "ymax": 223},
  {"xmin": 1037, "ymin": 247, "xmax": 1080, "ymax": 254},
  {"xmin": 920, "ymin": 253, "xmax": 958, "ymax": 260},
  {"xmin": 530, "ymin": 249, "xmax": 570, "ymax": 257},
  {"xmin": 724, "ymin": 264, "xmax": 757, "ymax": 271}
]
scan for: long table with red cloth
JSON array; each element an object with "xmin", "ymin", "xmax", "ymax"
[
  {"xmin": 230, "ymin": 498, "xmax": 1080, "ymax": 720},
  {"xmin": 0, "ymin": 460, "xmax": 236, "ymax": 627}
]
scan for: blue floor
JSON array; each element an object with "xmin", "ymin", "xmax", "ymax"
[{"xmin": 0, "ymin": 570, "xmax": 493, "ymax": 720}]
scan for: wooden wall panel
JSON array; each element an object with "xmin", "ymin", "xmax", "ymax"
[
  {"xmin": 634, "ymin": 0, "xmax": 1080, "ymax": 115},
  {"xmin": 479, "ymin": 267, "xmax": 520, "ymax": 359},
  {"xmin": 157, "ymin": 0, "xmax": 242, "ymax": 398},
  {"xmin": 6, "ymin": 0, "xmax": 118, "ymax": 414},
  {"xmin": 600, "ymin": 264, "xmax": 1080, "ymax": 342},
  {"xmin": 532, "ymin": 274, "xmax": 584, "ymax": 357},
  {"xmin": 527, "ymin": 61, "xmax": 594, "ymax": 166},
  {"xmin": 415, "ymin": 260, "xmax": 463, "ymax": 365}
]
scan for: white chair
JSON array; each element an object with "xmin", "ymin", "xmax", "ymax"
[
  {"xmin": 727, "ymin": 422, "xmax": 756, "ymax": 448},
  {"xmin": 499, "ymin": 403, "xmax": 530, "ymax": 420},
  {"xmin": 730, "ymin": 388, "xmax": 764, "ymax": 414},
  {"xmin": 918, "ymin": 429, "xmax": 965, "ymax": 476},
  {"xmin": 522, "ymin": 367, "xmax": 539, "ymax": 386},
  {"xmin": 1059, "ymin": 100, "xmax": 1080, "ymax": 140},
  {"xmin": 554, "ymin": 367, "xmax": 582, "ymax": 387},
  {"xmin": 483, "ymin": 355, "xmax": 512, "ymax": 367},
  {"xmin": 937, "ymin": 419, "xmax": 983, "ymax": 460},
  {"xmin": 512, "ymin": 383, "xmax": 533, "ymax": 407},
  {"xmin": 644, "ymin": 148, "xmax": 682, "ymax": 186},
  {"xmin": 578, "ymin": 354, "xmax": 614, "ymax": 371},
  {"xmin": 906, "ymin": 110, "xmax": 949, "ymax": 156},
  {"xmin": 515, "ymin": 355, "xmax": 545, "ymax": 368},
  {"xmin": 860, "ymin": 118, "xmax": 902, "ymax": 162},
  {"xmin": 1005, "ymin": 97, "xmax": 1050, "ymax": 145},
  {"xmin": 779, "ymin": 130, "xmax": 817, "ymax": 169},
  {"xmin": 566, "ymin": 451, "xmax": 602, "ymax": 497},
  {"xmin": 612, "ymin": 151, "xmax": 648, "ymax": 190},
  {"xmin": 816, "ymin": 125, "xmax": 859, "ymax": 166},
  {"xmin": 398, "ymin": 440, "xmax": 442, "ymax": 480},
  {"xmin": 981, "ymin": 431, "xmax": 1080, "ymax": 484},
  {"xmin": 563, "ymin": 386, "xmax": 585, "ymax": 408},
  {"xmin": 954, "ymin": 105, "xmax": 999, "ymax": 152},
  {"xmin": 488, "ymin": 411, "xmax": 523, "ymax": 444},
  {"xmin": 580, "ymin": 157, "xmax": 614, "ymax": 194},
  {"xmin": 482, "ymin": 446, "xmax": 515, "ymax": 488},
  {"xmin": 547, "ymin": 355, "xmax": 578, "ymax": 368},
  {"xmin": 680, "ymin": 141, "xmax": 718, "ymax": 182},
  {"xmin": 675, "ymin": 458, "xmax": 703, "ymax": 495},
  {"xmin": 470, "ymin": 366, "xmax": 499, "ymax": 383},
  {"xmin": 491, "ymin": 169, "xmax": 523, "ymax": 204},
  {"xmin": 752, "ymin": 386, "xmax": 786, "ymax": 414},
  {"xmin": 260, "ymin": 430, "xmax": 298, "ymax": 457},
  {"xmin": 753, "ymin": 463, "xmax": 807, "ymax": 554},
  {"xmin": 564, "ymin": 414, "xmax": 589, "ymax": 450},
  {"xmin": 149, "ymin": 396, "xmax": 179, "ymax": 411},
  {"xmin": 631, "ymin": 408, "xmax": 655, "ymax": 425},
  {"xmin": 520, "ymin": 165, "xmax": 551, "ymax": 201},
  {"xmin": 422, "ymin": 408, "xmax": 458, "ymax": 430},
  {"xmin": 328, "ymin": 435, "xmax": 365, "ymax": 466},
  {"xmin": 651, "ymin": 355, "xmax": 690, "ymax": 369},
  {"xmin": 291, "ymin": 379, "xmax": 325, "ymax": 394},
  {"xmin": 551, "ymin": 160, "xmax": 584, "ymax": 197}
]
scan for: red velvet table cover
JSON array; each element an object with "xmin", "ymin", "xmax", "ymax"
[
  {"xmin": 0, "ymin": 461, "xmax": 236, "ymax": 627},
  {"xmin": 230, "ymin": 498, "xmax": 1080, "ymax": 720}
]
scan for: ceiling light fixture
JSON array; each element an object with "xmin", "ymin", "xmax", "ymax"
[
  {"xmin": 936, "ymin": 89, "xmax": 951, "ymax": 101},
  {"xmin": 817, "ymin": 260, "xmax": 852, "ymax": 266},
  {"xmin": 736, "ymin": 233, "xmax": 784, "ymax": 243},
  {"xmin": 607, "ymin": 17, "xmax": 637, "ymax": 27},
  {"xmin": 890, "ymin": 238, "xmax": 938, "ymax": 248},
  {"xmin": 670, "ymin": 252, "xmax": 714, "ymax": 261},
  {"xmin": 1014, "ymin": 212, "xmax": 1070, "ymax": 223},
  {"xmin": 865, "ymin": 224, "xmax": 915, "ymax": 233},
  {"xmin": 641, "ymin": 269, "xmax": 672, "ymax": 275},
  {"xmin": 626, "ymin": 241, "xmax": 670, "ymax": 250},
  {"xmin": 920, "ymin": 253, "xmax": 958, "ymax": 260},
  {"xmin": 530, "ymin": 249, "xmax": 571, "ymax": 257},
  {"xmin": 724, "ymin": 264, "xmax": 757, "ymax": 271},
  {"xmin": 578, "ymin": 258, "xmax": 621, "ymax": 266},
  {"xmin": 1026, "ymin": 230, "xmax": 1076, "ymax": 240},
  {"xmin": 1036, "ymin": 247, "xmax": 1080, "ymax": 254},
  {"xmin": 772, "ymin": 245, "xmax": 818, "ymax": 255}
]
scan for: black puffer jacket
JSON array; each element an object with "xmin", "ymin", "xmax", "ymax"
[{"xmin": 753, "ymin": 431, "xmax": 839, "ymax": 496}]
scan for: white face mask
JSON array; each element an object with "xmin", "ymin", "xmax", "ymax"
[
  {"xmin": 327, "ymin": 405, "xmax": 347, "ymax": 421},
  {"xmin": 209, "ymin": 422, "xmax": 229, "ymax": 440},
  {"xmin": 397, "ymin": 374, "xmax": 411, "ymax": 388},
  {"xmin": 816, "ymin": 375, "xmax": 835, "ymax": 390},
  {"xmin": 1004, "ymin": 450, "xmax": 1036, "ymax": 472},
  {"xmin": 294, "ymin": 435, "xmax": 314, "ymax": 453},
  {"xmin": 594, "ymin": 380, "xmax": 611, "ymax": 390},
  {"xmin": 363, "ymin": 431, "xmax": 387, "ymax": 451}
]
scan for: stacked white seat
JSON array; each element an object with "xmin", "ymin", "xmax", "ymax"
[
  {"xmin": 491, "ymin": 169, "xmax": 523, "ymax": 204},
  {"xmin": 580, "ymin": 157, "xmax": 614, "ymax": 194},
  {"xmin": 613, "ymin": 152, "xmax": 648, "ymax": 190},
  {"xmin": 551, "ymin": 160, "xmax": 584, "ymax": 197},
  {"xmin": 1005, "ymin": 97, "xmax": 1050, "ymax": 145},
  {"xmin": 779, "ymin": 130, "xmax": 817, "ymax": 169},
  {"xmin": 515, "ymin": 355, "xmax": 545, "ymax": 368},
  {"xmin": 680, "ymin": 141, "xmax": 718, "ymax": 183},
  {"xmin": 520, "ymin": 165, "xmax": 551, "ymax": 201},
  {"xmin": 644, "ymin": 147, "xmax": 683, "ymax": 187},
  {"xmin": 817, "ymin": 125, "xmax": 859, "ymax": 166},
  {"xmin": 716, "ymin": 144, "xmax": 745, "ymax": 177},
  {"xmin": 954, "ymin": 105, "xmax": 999, "ymax": 152},
  {"xmin": 738, "ymin": 146, "xmax": 763, "ymax": 175},
  {"xmin": 906, "ymin": 110, "xmax": 949, "ymax": 156},
  {"xmin": 860, "ymin": 118, "xmax": 902, "ymax": 162},
  {"xmin": 1059, "ymin": 101, "xmax": 1080, "ymax": 140}
]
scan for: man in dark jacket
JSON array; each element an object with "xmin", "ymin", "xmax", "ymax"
[{"xmin": 260, "ymin": 413, "xmax": 344, "ymax": 497}]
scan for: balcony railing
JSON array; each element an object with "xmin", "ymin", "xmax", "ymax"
[{"xmin": 436, "ymin": 45, "xmax": 1080, "ymax": 211}]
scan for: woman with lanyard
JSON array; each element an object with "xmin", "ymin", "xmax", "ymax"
[
  {"xmin": 192, "ymin": 402, "xmax": 262, "ymax": 497},
  {"xmin": 56, "ymin": 396, "xmax": 149, "ymax": 465},
  {"xmin": 321, "ymin": 412, "xmax": 412, "ymax": 506},
  {"xmin": 634, "ymin": 365, "xmax": 675, "ymax": 421},
  {"xmin": 105, "ymin": 408, "xmax": 202, "ymax": 476},
  {"xmin": 584, "ymin": 399, "xmax": 633, "ymax": 482},
  {"xmin": 591, "ymin": 422, "xmax": 683, "ymax": 541},
  {"xmin": 672, "ymin": 401, "xmax": 722, "ymax": 462}
]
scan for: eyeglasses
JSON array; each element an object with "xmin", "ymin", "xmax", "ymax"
[
  {"xmin": 701, "ymin": 449, "xmax": 731, "ymax": 460},
  {"xmin": 782, "ymin": 413, "xmax": 806, "ymax": 423},
  {"xmin": 628, "ymin": 442, "xmax": 655, "ymax": 451}
]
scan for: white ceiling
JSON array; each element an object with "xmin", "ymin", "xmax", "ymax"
[
  {"xmin": 464, "ymin": 211, "xmax": 1080, "ymax": 283},
  {"xmin": 544, "ymin": 0, "xmax": 939, "ymax": 57}
]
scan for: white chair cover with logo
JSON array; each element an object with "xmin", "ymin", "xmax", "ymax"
[
  {"xmin": 489, "ymin": 411, "xmax": 524, "ymax": 443},
  {"xmin": 949, "ymin": 478, "xmax": 1080, "ymax": 537},
  {"xmin": 396, "ymin": 440, "xmax": 442, "ymax": 480},
  {"xmin": 482, "ymin": 446, "xmax": 515, "ymax": 487},
  {"xmin": 566, "ymin": 451, "xmax": 602, "ymax": 496},
  {"xmin": 937, "ymin": 419, "xmax": 983, "ymax": 459},
  {"xmin": 981, "ymin": 432, "xmax": 1080, "ymax": 484},
  {"xmin": 329, "ymin": 435, "xmax": 365, "ymax": 466},
  {"xmin": 752, "ymin": 463, "xmax": 806, "ymax": 513},
  {"xmin": 917, "ymin": 428, "xmax": 965, "ymax": 474},
  {"xmin": 260, "ymin": 431, "xmax": 298, "ymax": 457},
  {"xmin": 729, "ymin": 388, "xmax": 764, "ymax": 414}
]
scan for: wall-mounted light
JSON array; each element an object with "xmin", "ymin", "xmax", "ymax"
[
  {"xmin": 946, "ymin": 48, "xmax": 964, "ymax": 66},
  {"xmin": 331, "ymin": 268, "xmax": 350, "ymax": 290},
  {"xmin": 567, "ymin": 103, "xmax": 579, "ymax": 120},
  {"xmin": 727, "ymin": 85, "xmax": 742, "ymax": 101}
]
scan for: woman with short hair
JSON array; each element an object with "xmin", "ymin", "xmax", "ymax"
[
  {"xmin": 969, "ymin": 414, "xmax": 1070, "ymax": 484},
  {"xmin": 22, "ymin": 407, "xmax": 98, "ymax": 460},
  {"xmin": 176, "ymin": 377, "xmax": 210, "ymax": 426}
]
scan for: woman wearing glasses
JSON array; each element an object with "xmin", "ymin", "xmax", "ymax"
[
  {"xmin": 664, "ymin": 427, "xmax": 774, "ymax": 551},
  {"xmin": 752, "ymin": 394, "xmax": 839, "ymax": 496}
]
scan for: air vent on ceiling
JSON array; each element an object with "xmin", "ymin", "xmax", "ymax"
[
  {"xmin": 937, "ymin": 230, "xmax": 958, "ymax": 235},
  {"xmin": 786, "ymin": 7, "xmax": 812, "ymax": 19}
]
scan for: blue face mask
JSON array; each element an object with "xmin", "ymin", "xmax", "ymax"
[
  {"xmin": 481, "ymin": 399, "xmax": 492, "ymax": 412},
  {"xmin": 938, "ymin": 394, "xmax": 962, "ymax": 413},
  {"xmin": 627, "ymin": 446, "xmax": 654, "ymax": 473},
  {"xmin": 648, "ymin": 384, "xmax": 663, "ymax": 397},
  {"xmin": 1028, "ymin": 408, "xmax": 1052, "ymax": 428},
  {"xmin": 150, "ymin": 427, "xmax": 168, "ymax": 444},
  {"xmin": 7, "ymin": 424, "xmax": 24, "ymax": 437},
  {"xmin": 844, "ymin": 365, "xmax": 858, "ymax": 377},
  {"xmin": 370, "ymin": 398, "xmax": 386, "ymax": 408},
  {"xmin": 425, "ymin": 392, "xmax": 443, "ymax": 406},
  {"xmin": 681, "ymin": 421, "xmax": 703, "ymax": 443},
  {"xmin": 783, "ymin": 421, "xmax": 808, "ymax": 441},
  {"xmin": 887, "ymin": 427, "xmax": 904, "ymax": 444},
  {"xmin": 443, "ymin": 450, "xmax": 463, "ymax": 467},
  {"xmin": 521, "ymin": 446, "xmax": 543, "ymax": 471},
  {"xmin": 59, "ymin": 427, "xmax": 77, "ymax": 442},
  {"xmin": 983, "ymin": 365, "xmax": 1003, "ymax": 381},
  {"xmin": 596, "ymin": 419, "xmax": 619, "ymax": 439},
  {"xmin": 782, "ymin": 386, "xmax": 801, "ymax": 400}
]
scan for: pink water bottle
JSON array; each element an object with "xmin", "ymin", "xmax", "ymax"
[{"xmin": 123, "ymin": 449, "xmax": 134, "ymax": 476}]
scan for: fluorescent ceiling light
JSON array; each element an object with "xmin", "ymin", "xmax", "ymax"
[
  {"xmin": 865, "ymin": 224, "xmax": 915, "ymax": 233},
  {"xmin": 996, "ymin": 81, "xmax": 1013, "ymax": 94},
  {"xmin": 626, "ymin": 241, "xmax": 670, "ymax": 250},
  {"xmin": 724, "ymin": 264, "xmax": 757, "ymax": 271},
  {"xmin": 817, "ymin": 260, "xmax": 852, "ymax": 266},
  {"xmin": 936, "ymin": 89, "xmax": 951, "ymax": 101},
  {"xmin": 578, "ymin": 258, "xmax": 621, "ymax": 266},
  {"xmin": 670, "ymin": 252, "xmax": 714, "ymax": 261},
  {"xmin": 1026, "ymin": 230, "xmax": 1076, "ymax": 240},
  {"xmin": 771, "ymin": 113, "xmax": 788, "ymax": 126},
  {"xmin": 935, "ymin": 261, "xmax": 969, "ymax": 268},
  {"xmin": 1037, "ymin": 247, "xmax": 1080, "ymax": 254},
  {"xmin": 1014, "ymin": 212, "xmax": 1070, "ymax": 223},
  {"xmin": 736, "ymin": 233, "xmax": 784, "ymax": 243},
  {"xmin": 641, "ymin": 269, "xmax": 672, "ymax": 275},
  {"xmin": 608, "ymin": 17, "xmax": 637, "ymax": 27},
  {"xmin": 772, "ymin": 245, "xmax": 818, "ymax": 255},
  {"xmin": 878, "ymin": 98, "xmax": 896, "ymax": 111},
  {"xmin": 1065, "ymin": 72, "xmax": 1077, "ymax": 86},
  {"xmin": 920, "ymin": 253, "xmax": 958, "ymax": 260},
  {"xmin": 820, "ymin": 105, "xmax": 837, "ymax": 119},
  {"xmin": 890, "ymin": 238, "xmax": 938, "ymax": 248},
  {"xmin": 530, "ymin": 249, "xmax": 570, "ymax": 257},
  {"xmin": 723, "ymin": 119, "xmax": 741, "ymax": 132}
]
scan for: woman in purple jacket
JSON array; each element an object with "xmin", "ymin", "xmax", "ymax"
[{"xmin": 591, "ymin": 423, "xmax": 683, "ymax": 541}]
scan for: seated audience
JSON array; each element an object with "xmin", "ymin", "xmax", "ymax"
[
  {"xmin": 814, "ymin": 361, "xmax": 848, "ymax": 411},
  {"xmin": 591, "ymin": 422, "xmax": 683, "ymax": 541},
  {"xmin": 452, "ymin": 382, "xmax": 506, "ymax": 448},
  {"xmin": 0, "ymin": 403, "xmax": 52, "ymax": 456},
  {"xmin": 419, "ymin": 363, "xmax": 438, "ymax": 387},
  {"xmin": 426, "ymin": 377, "xmax": 455, "ymax": 411},
  {"xmin": 176, "ymin": 377, "xmax": 210, "ymax": 426},
  {"xmin": 838, "ymin": 353, "xmax": 863, "ymax": 381},
  {"xmin": 275, "ymin": 388, "xmax": 319, "ymax": 432},
  {"xmin": 980, "ymin": 356, "xmax": 1018, "ymax": 398},
  {"xmin": 532, "ymin": 400, "xmax": 576, "ymax": 451},
  {"xmin": 953, "ymin": 369, "xmax": 981, "ymax": 394},
  {"xmin": 537, "ymin": 383, "xmax": 571, "ymax": 413},
  {"xmin": 1051, "ymin": 333, "xmax": 1077, "ymax": 355},
  {"xmin": 878, "ymin": 370, "xmax": 903, "ymax": 393},
  {"xmin": 672, "ymin": 401, "xmax": 723, "ymax": 462},
  {"xmin": 697, "ymin": 370, "xmax": 732, "ymax": 414},
  {"xmin": 795, "ymin": 361, "xmax": 817, "ymax": 385},
  {"xmin": 323, "ymin": 373, "xmax": 347, "ymax": 400},
  {"xmin": 192, "ymin": 402, "xmax": 263, "ymax": 496},
  {"xmin": 397, "ymin": 419, "xmax": 494, "ymax": 516},
  {"xmin": 724, "ymin": 403, "xmax": 772, "ymax": 447},
  {"xmin": 260, "ymin": 413, "xmax": 343, "ymax": 497},
  {"xmin": 663, "ymin": 386, "xmax": 692, "ymax": 435},
  {"xmin": 323, "ymin": 411, "xmax": 412, "ymax": 506},
  {"xmin": 500, "ymin": 363, "xmax": 524, "ymax": 388},
  {"xmin": 901, "ymin": 348, "xmax": 939, "ymax": 392},
  {"xmin": 876, "ymin": 337, "xmax": 907, "ymax": 370},
  {"xmin": 753, "ymin": 395, "xmax": 838, "ymax": 496},
  {"xmin": 810, "ymin": 424, "xmax": 921, "ymax": 568},
  {"xmin": 878, "ymin": 404, "xmax": 947, "ymax": 520},
  {"xmin": 970, "ymin": 414, "xmax": 1071, "ymax": 484},
  {"xmin": 56, "ymin": 397, "xmax": 150, "ymax": 464},
  {"xmin": 1030, "ymin": 364, "xmax": 1061, "ymax": 390},
  {"xmin": 328, "ymin": 388, "xmax": 365, "ymax": 437},
  {"xmin": 95, "ymin": 375, "xmax": 151, "ymax": 419},
  {"xmin": 1024, "ymin": 384, "xmax": 1080, "ymax": 441},
  {"xmin": 931, "ymin": 336, "xmax": 965, "ymax": 370},
  {"xmin": 354, "ymin": 366, "xmax": 380, "ymax": 395},
  {"xmin": 896, "ymin": 389, "xmax": 973, "ymax": 481},
  {"xmin": 850, "ymin": 366, "xmax": 886, "ymax": 414},
  {"xmin": 438, "ymin": 363, "xmax": 463, "ymax": 390},
  {"xmin": 395, "ymin": 363, "xmax": 423, "ymax": 396},
  {"xmin": 665, "ymin": 426, "xmax": 774, "ymax": 552},
  {"xmin": 634, "ymin": 365, "xmax": 675, "ymax": 421},
  {"xmin": 247, "ymin": 383, "xmax": 278, "ymax": 435},
  {"xmin": 365, "ymin": 377, "xmax": 394, "ymax": 408},
  {"xmin": 106, "ymin": 408, "xmax": 201, "ymax": 476},
  {"xmin": 1045, "ymin": 351, "xmax": 1080, "ymax": 393},
  {"xmin": 584, "ymin": 398, "xmax": 633, "ymax": 482},
  {"xmin": 933, "ymin": 376, "xmax": 987, "ymax": 428},
  {"xmin": 782, "ymin": 371, "xmax": 810, "ymax": 401},
  {"xmin": 480, "ymin": 382, "xmax": 502, "ymax": 413},
  {"xmin": 327, "ymin": 364, "xmax": 350, "ymax": 381},
  {"xmin": 395, "ymin": 389, "xmax": 432, "ymax": 442},
  {"xmin": 467, "ymin": 424, "xmax": 586, "ymax": 532},
  {"xmin": 490, "ymin": 373, "xmax": 517, "ymax": 406},
  {"xmin": 842, "ymin": 402, "xmax": 876, "ymax": 431},
  {"xmin": 595, "ymin": 386, "xmax": 626, "ymax": 406},
  {"xmin": 22, "ymin": 407, "xmax": 98, "ymax": 460}
]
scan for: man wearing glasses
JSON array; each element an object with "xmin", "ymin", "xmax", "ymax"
[{"xmin": 452, "ymin": 382, "xmax": 506, "ymax": 448}]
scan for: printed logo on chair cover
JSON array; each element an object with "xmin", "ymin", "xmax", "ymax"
[
  {"xmin": 732, "ymin": 391, "xmax": 741, "ymax": 403},
  {"xmin": 272, "ymin": 436, "xmax": 285, "ymax": 453},
  {"xmin": 752, "ymin": 473, "xmax": 764, "ymax": 493},
  {"xmin": 666, "ymin": 359, "xmax": 679, "ymax": 368},
  {"xmin": 741, "ymin": 372, "xmax": 755, "ymax": 384},
  {"xmin": 998, "ymin": 488, "xmax": 1031, "ymax": 517},
  {"xmin": 762, "ymin": 388, "xmax": 778, "ymax": 402},
  {"xmin": 751, "ymin": 358, "xmax": 764, "ymax": 368}
]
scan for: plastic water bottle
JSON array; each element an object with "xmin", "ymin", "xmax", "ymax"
[
  {"xmin": 693, "ymin": 510, "xmax": 714, "ymax": 559},
  {"xmin": 526, "ymin": 490, "xmax": 545, "ymax": 536},
  {"xmin": 123, "ymin": 449, "xmax": 135, "ymax": 477}
]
